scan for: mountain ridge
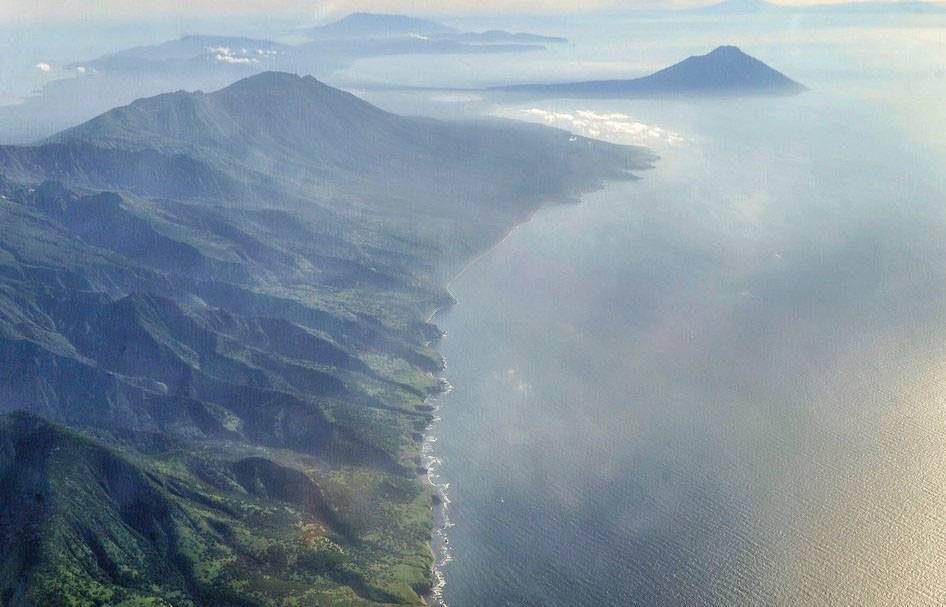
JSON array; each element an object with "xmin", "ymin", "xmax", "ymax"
[
  {"xmin": 39, "ymin": 72, "xmax": 650, "ymax": 228},
  {"xmin": 0, "ymin": 71, "xmax": 655, "ymax": 605}
]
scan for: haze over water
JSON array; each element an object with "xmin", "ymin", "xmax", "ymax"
[{"xmin": 412, "ymin": 16, "xmax": 946, "ymax": 606}]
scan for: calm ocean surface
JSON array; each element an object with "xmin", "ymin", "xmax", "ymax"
[{"xmin": 425, "ymin": 41, "xmax": 946, "ymax": 605}]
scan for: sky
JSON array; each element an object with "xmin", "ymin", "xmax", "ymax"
[
  {"xmin": 0, "ymin": 0, "xmax": 915, "ymax": 23},
  {"xmin": 6, "ymin": 0, "xmax": 624, "ymax": 23}
]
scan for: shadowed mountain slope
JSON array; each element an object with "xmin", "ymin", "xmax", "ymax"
[
  {"xmin": 0, "ymin": 73, "xmax": 654, "ymax": 605},
  {"xmin": 25, "ymin": 72, "xmax": 651, "ymax": 260}
]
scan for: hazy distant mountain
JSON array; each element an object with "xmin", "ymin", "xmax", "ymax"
[
  {"xmin": 0, "ymin": 16, "xmax": 567, "ymax": 144},
  {"xmin": 492, "ymin": 46, "xmax": 806, "ymax": 98},
  {"xmin": 305, "ymin": 12, "xmax": 459, "ymax": 38},
  {"xmin": 690, "ymin": 0, "xmax": 782, "ymax": 13},
  {"xmin": 0, "ymin": 36, "xmax": 300, "ymax": 144},
  {"xmin": 72, "ymin": 35, "xmax": 292, "ymax": 82},
  {"xmin": 452, "ymin": 30, "xmax": 569, "ymax": 44},
  {"xmin": 299, "ymin": 36, "xmax": 544, "ymax": 57},
  {"xmin": 802, "ymin": 0, "xmax": 946, "ymax": 13},
  {"xmin": 72, "ymin": 35, "xmax": 331, "ymax": 88},
  {"xmin": 87, "ymin": 34, "xmax": 290, "ymax": 67},
  {"xmin": 304, "ymin": 12, "xmax": 568, "ymax": 47},
  {"xmin": 690, "ymin": 0, "xmax": 946, "ymax": 14}
]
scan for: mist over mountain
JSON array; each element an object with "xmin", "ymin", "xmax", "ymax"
[
  {"xmin": 689, "ymin": 0, "xmax": 781, "ymax": 14},
  {"xmin": 0, "ymin": 14, "xmax": 566, "ymax": 144},
  {"xmin": 297, "ymin": 13, "xmax": 563, "ymax": 60},
  {"xmin": 88, "ymin": 35, "xmax": 290, "ymax": 66},
  {"xmin": 452, "ymin": 30, "xmax": 568, "ymax": 44},
  {"xmin": 303, "ymin": 12, "xmax": 567, "ymax": 45},
  {"xmin": 0, "ymin": 72, "xmax": 653, "ymax": 605},
  {"xmin": 690, "ymin": 0, "xmax": 946, "ymax": 14},
  {"xmin": 492, "ymin": 46, "xmax": 806, "ymax": 98},
  {"xmin": 799, "ymin": 0, "xmax": 946, "ymax": 13},
  {"xmin": 304, "ymin": 12, "xmax": 459, "ymax": 39}
]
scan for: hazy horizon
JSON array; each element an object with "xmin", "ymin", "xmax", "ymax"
[{"xmin": 4, "ymin": 0, "xmax": 946, "ymax": 24}]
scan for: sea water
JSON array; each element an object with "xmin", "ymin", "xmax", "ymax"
[{"xmin": 422, "ymin": 20, "xmax": 946, "ymax": 606}]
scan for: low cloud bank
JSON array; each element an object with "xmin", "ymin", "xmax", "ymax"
[
  {"xmin": 523, "ymin": 108, "xmax": 685, "ymax": 145},
  {"xmin": 207, "ymin": 46, "xmax": 279, "ymax": 65}
]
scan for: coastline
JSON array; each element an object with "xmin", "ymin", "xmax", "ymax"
[
  {"xmin": 416, "ymin": 181, "xmax": 633, "ymax": 605},
  {"xmin": 417, "ymin": 202, "xmax": 547, "ymax": 607}
]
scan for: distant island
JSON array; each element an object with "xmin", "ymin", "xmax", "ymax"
[
  {"xmin": 303, "ymin": 12, "xmax": 460, "ymax": 38},
  {"xmin": 304, "ymin": 12, "xmax": 569, "ymax": 45},
  {"xmin": 0, "ymin": 12, "xmax": 568, "ymax": 143},
  {"xmin": 690, "ymin": 0, "xmax": 946, "ymax": 14},
  {"xmin": 491, "ymin": 46, "xmax": 806, "ymax": 98}
]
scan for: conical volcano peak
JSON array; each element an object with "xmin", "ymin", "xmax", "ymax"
[
  {"xmin": 708, "ymin": 45, "xmax": 745, "ymax": 56},
  {"xmin": 492, "ymin": 45, "xmax": 805, "ymax": 98},
  {"xmin": 48, "ymin": 70, "xmax": 392, "ymax": 157},
  {"xmin": 217, "ymin": 71, "xmax": 325, "ymax": 95},
  {"xmin": 644, "ymin": 46, "xmax": 806, "ymax": 94}
]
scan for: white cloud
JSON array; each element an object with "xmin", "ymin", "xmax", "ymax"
[
  {"xmin": 215, "ymin": 53, "xmax": 256, "ymax": 64},
  {"xmin": 522, "ymin": 107, "xmax": 686, "ymax": 145},
  {"xmin": 207, "ymin": 46, "xmax": 259, "ymax": 65},
  {"xmin": 35, "ymin": 62, "xmax": 52, "ymax": 72}
]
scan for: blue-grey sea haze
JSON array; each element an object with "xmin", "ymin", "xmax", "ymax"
[{"xmin": 395, "ymin": 13, "xmax": 946, "ymax": 606}]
